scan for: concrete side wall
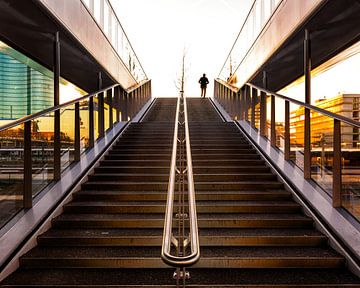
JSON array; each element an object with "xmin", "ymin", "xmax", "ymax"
[
  {"xmin": 38, "ymin": 0, "xmax": 137, "ymax": 89},
  {"xmin": 235, "ymin": 0, "xmax": 325, "ymax": 88}
]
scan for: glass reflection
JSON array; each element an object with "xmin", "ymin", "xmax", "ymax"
[
  {"xmin": 0, "ymin": 124, "xmax": 24, "ymax": 228},
  {"xmin": 32, "ymin": 113, "xmax": 54, "ymax": 196}
]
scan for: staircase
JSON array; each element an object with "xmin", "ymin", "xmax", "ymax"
[{"xmin": 1, "ymin": 97, "xmax": 360, "ymax": 287}]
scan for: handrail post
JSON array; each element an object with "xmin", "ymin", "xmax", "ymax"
[
  {"xmin": 23, "ymin": 120, "xmax": 32, "ymax": 208},
  {"xmin": 98, "ymin": 72, "xmax": 105, "ymax": 138},
  {"xmin": 333, "ymin": 119, "xmax": 342, "ymax": 207},
  {"xmin": 108, "ymin": 88, "xmax": 113, "ymax": 129},
  {"xmin": 74, "ymin": 102, "xmax": 81, "ymax": 161},
  {"xmin": 260, "ymin": 71, "xmax": 267, "ymax": 137},
  {"xmin": 251, "ymin": 87, "xmax": 256, "ymax": 128},
  {"xmin": 284, "ymin": 100, "xmax": 290, "ymax": 160},
  {"xmin": 239, "ymin": 88, "xmax": 244, "ymax": 120},
  {"xmin": 271, "ymin": 94, "xmax": 276, "ymax": 147},
  {"xmin": 260, "ymin": 91, "xmax": 266, "ymax": 137},
  {"xmin": 53, "ymin": 31, "xmax": 61, "ymax": 181},
  {"xmin": 244, "ymin": 85, "xmax": 249, "ymax": 121},
  {"xmin": 89, "ymin": 95, "xmax": 95, "ymax": 148},
  {"xmin": 304, "ymin": 29, "xmax": 311, "ymax": 179}
]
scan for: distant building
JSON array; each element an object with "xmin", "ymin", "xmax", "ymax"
[
  {"xmin": 290, "ymin": 94, "xmax": 360, "ymax": 149},
  {"xmin": 0, "ymin": 51, "xmax": 53, "ymax": 120}
]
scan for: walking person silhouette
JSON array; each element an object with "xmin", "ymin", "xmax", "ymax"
[{"xmin": 198, "ymin": 73, "xmax": 209, "ymax": 98}]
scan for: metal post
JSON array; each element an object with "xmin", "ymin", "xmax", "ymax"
[
  {"xmin": 333, "ymin": 119, "xmax": 342, "ymax": 207},
  {"xmin": 53, "ymin": 32, "xmax": 61, "ymax": 181},
  {"xmin": 251, "ymin": 88, "xmax": 257, "ymax": 128},
  {"xmin": 115, "ymin": 86, "xmax": 120, "ymax": 123},
  {"xmin": 74, "ymin": 102, "xmax": 80, "ymax": 161},
  {"xmin": 89, "ymin": 95, "xmax": 94, "ymax": 148},
  {"xmin": 284, "ymin": 100, "xmax": 290, "ymax": 160},
  {"xmin": 98, "ymin": 72, "xmax": 104, "ymax": 138},
  {"xmin": 23, "ymin": 120, "xmax": 32, "ymax": 208},
  {"xmin": 244, "ymin": 86, "xmax": 249, "ymax": 121},
  {"xmin": 239, "ymin": 88, "xmax": 244, "ymax": 120},
  {"xmin": 108, "ymin": 88, "xmax": 113, "ymax": 129},
  {"xmin": 260, "ymin": 71, "xmax": 267, "ymax": 136},
  {"xmin": 271, "ymin": 94, "xmax": 276, "ymax": 147},
  {"xmin": 304, "ymin": 29, "xmax": 311, "ymax": 179}
]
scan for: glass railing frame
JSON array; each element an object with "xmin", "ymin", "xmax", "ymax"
[
  {"xmin": 214, "ymin": 78, "xmax": 360, "ymax": 219},
  {"xmin": 0, "ymin": 79, "xmax": 151, "ymax": 228}
]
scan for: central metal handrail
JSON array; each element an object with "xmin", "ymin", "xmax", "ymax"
[{"xmin": 161, "ymin": 93, "xmax": 200, "ymax": 268}]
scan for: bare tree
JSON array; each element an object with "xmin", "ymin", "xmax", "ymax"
[{"xmin": 174, "ymin": 48, "xmax": 189, "ymax": 95}]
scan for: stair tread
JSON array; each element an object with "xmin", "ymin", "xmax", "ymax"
[
  {"xmin": 56, "ymin": 213, "xmax": 309, "ymax": 220},
  {"xmin": 67, "ymin": 200, "xmax": 299, "ymax": 206},
  {"xmin": 40, "ymin": 228, "xmax": 323, "ymax": 238},
  {"xmin": 4, "ymin": 268, "xmax": 360, "ymax": 286}
]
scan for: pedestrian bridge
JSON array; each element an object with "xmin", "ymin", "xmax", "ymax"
[{"xmin": 0, "ymin": 0, "xmax": 360, "ymax": 287}]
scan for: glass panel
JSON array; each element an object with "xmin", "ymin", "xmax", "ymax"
[
  {"xmin": 60, "ymin": 105, "xmax": 75, "ymax": 171},
  {"xmin": 264, "ymin": 0, "xmax": 272, "ymax": 22},
  {"xmin": 0, "ymin": 124, "xmax": 24, "ymax": 227},
  {"xmin": 80, "ymin": 99, "xmax": 90, "ymax": 153},
  {"xmin": 341, "ymin": 122, "xmax": 360, "ymax": 220},
  {"xmin": 289, "ymin": 103, "xmax": 304, "ymax": 169},
  {"xmin": 310, "ymin": 113, "xmax": 334, "ymax": 195},
  {"xmin": 94, "ymin": 0, "xmax": 101, "ymax": 24},
  {"xmin": 275, "ymin": 98, "xmax": 285, "ymax": 151},
  {"xmin": 82, "ymin": 0, "xmax": 90, "ymax": 8},
  {"xmin": 32, "ymin": 112, "xmax": 54, "ymax": 196},
  {"xmin": 104, "ymin": 1, "xmax": 110, "ymax": 37}
]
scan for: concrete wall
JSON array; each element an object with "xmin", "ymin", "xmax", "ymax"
[
  {"xmin": 234, "ymin": 0, "xmax": 325, "ymax": 89},
  {"xmin": 38, "ymin": 0, "xmax": 137, "ymax": 89}
]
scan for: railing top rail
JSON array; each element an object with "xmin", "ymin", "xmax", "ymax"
[
  {"xmin": 216, "ymin": 78, "xmax": 240, "ymax": 93},
  {"xmin": 161, "ymin": 93, "xmax": 200, "ymax": 267},
  {"xmin": 246, "ymin": 82, "xmax": 360, "ymax": 128},
  {"xmin": 0, "ymin": 79, "xmax": 151, "ymax": 133}
]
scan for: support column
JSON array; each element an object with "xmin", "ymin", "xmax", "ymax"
[{"xmin": 304, "ymin": 29, "xmax": 311, "ymax": 179}]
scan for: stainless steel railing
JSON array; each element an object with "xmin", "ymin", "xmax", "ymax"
[{"xmin": 161, "ymin": 93, "xmax": 200, "ymax": 281}]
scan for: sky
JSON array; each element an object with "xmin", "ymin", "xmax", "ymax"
[{"xmin": 111, "ymin": 0, "xmax": 253, "ymax": 97}]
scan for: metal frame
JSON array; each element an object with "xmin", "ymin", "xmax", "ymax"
[
  {"xmin": 0, "ymin": 76, "xmax": 151, "ymax": 219},
  {"xmin": 214, "ymin": 78, "xmax": 360, "ymax": 211}
]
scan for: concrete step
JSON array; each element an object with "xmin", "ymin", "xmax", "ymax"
[
  {"xmin": 63, "ymin": 200, "xmax": 300, "ymax": 214},
  {"xmin": 194, "ymin": 173, "xmax": 277, "ymax": 181},
  {"xmin": 37, "ymin": 228, "xmax": 326, "ymax": 247},
  {"xmin": 94, "ymin": 166, "xmax": 170, "ymax": 174},
  {"xmin": 3, "ymin": 268, "xmax": 360, "ymax": 287},
  {"xmin": 81, "ymin": 181, "xmax": 168, "ymax": 191},
  {"xmin": 192, "ymin": 159, "xmax": 265, "ymax": 166},
  {"xmin": 104, "ymin": 154, "xmax": 171, "ymax": 160},
  {"xmin": 193, "ymin": 166, "xmax": 270, "ymax": 173},
  {"xmin": 192, "ymin": 154, "xmax": 260, "ymax": 160},
  {"xmin": 195, "ymin": 181, "xmax": 284, "ymax": 191},
  {"xmin": 88, "ymin": 173, "xmax": 169, "ymax": 182},
  {"xmin": 73, "ymin": 190, "xmax": 291, "ymax": 201},
  {"xmin": 99, "ymin": 159, "xmax": 171, "ymax": 166},
  {"xmin": 19, "ymin": 246, "xmax": 344, "ymax": 269},
  {"xmin": 52, "ymin": 213, "xmax": 313, "ymax": 229}
]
